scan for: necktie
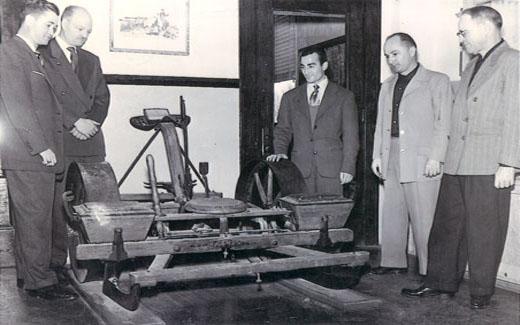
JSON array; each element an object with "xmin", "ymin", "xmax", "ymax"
[
  {"xmin": 310, "ymin": 84, "xmax": 320, "ymax": 105},
  {"xmin": 468, "ymin": 54, "xmax": 483, "ymax": 87},
  {"xmin": 67, "ymin": 47, "xmax": 78, "ymax": 74},
  {"xmin": 34, "ymin": 51, "xmax": 43, "ymax": 67}
]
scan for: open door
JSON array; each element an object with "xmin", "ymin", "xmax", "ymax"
[{"xmin": 239, "ymin": 0, "xmax": 381, "ymax": 246}]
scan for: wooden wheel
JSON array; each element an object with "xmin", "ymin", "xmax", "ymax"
[
  {"xmin": 64, "ymin": 161, "xmax": 121, "ymax": 283},
  {"xmin": 235, "ymin": 159, "xmax": 306, "ymax": 208}
]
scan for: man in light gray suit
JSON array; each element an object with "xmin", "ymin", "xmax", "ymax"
[
  {"xmin": 371, "ymin": 33, "xmax": 452, "ymax": 276},
  {"xmin": 402, "ymin": 6, "xmax": 519, "ymax": 310}
]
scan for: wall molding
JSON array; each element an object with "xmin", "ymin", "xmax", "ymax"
[{"xmin": 105, "ymin": 75, "xmax": 240, "ymax": 88}]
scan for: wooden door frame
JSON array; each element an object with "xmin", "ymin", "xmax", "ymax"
[{"xmin": 239, "ymin": 0, "xmax": 381, "ymax": 245}]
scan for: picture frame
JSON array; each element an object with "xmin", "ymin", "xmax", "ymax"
[{"xmin": 109, "ymin": 0, "xmax": 190, "ymax": 56}]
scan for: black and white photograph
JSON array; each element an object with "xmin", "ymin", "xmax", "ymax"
[{"xmin": 0, "ymin": 0, "xmax": 518, "ymax": 324}]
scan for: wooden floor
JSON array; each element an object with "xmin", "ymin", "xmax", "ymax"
[
  {"xmin": 141, "ymin": 277, "xmax": 377, "ymax": 324},
  {"xmin": 1, "ymin": 266, "xmax": 519, "ymax": 324}
]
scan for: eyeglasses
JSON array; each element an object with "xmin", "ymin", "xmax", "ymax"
[{"xmin": 456, "ymin": 30, "xmax": 470, "ymax": 37}]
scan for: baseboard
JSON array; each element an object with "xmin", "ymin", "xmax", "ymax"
[{"xmin": 495, "ymin": 278, "xmax": 520, "ymax": 294}]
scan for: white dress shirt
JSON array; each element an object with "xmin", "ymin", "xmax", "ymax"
[{"xmin": 306, "ymin": 77, "xmax": 328, "ymax": 105}]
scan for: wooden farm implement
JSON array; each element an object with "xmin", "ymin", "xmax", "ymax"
[{"xmin": 63, "ymin": 99, "xmax": 369, "ymax": 311}]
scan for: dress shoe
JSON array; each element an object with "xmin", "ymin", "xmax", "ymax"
[
  {"xmin": 371, "ymin": 267, "xmax": 407, "ymax": 275},
  {"xmin": 26, "ymin": 285, "xmax": 78, "ymax": 301},
  {"xmin": 401, "ymin": 285, "xmax": 455, "ymax": 298},
  {"xmin": 470, "ymin": 295, "xmax": 491, "ymax": 309}
]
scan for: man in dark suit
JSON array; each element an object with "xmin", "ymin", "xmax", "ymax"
[
  {"xmin": 0, "ymin": 0, "xmax": 76, "ymax": 300},
  {"xmin": 402, "ymin": 6, "xmax": 519, "ymax": 310},
  {"xmin": 40, "ymin": 5, "xmax": 110, "ymax": 276},
  {"xmin": 267, "ymin": 47, "xmax": 359, "ymax": 195}
]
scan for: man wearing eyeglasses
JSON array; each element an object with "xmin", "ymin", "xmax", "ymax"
[{"xmin": 402, "ymin": 6, "xmax": 519, "ymax": 310}]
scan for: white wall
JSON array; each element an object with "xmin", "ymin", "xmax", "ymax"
[
  {"xmin": 381, "ymin": 0, "xmax": 462, "ymax": 81},
  {"xmin": 52, "ymin": 0, "xmax": 239, "ymax": 78},
  {"xmin": 105, "ymin": 86, "xmax": 240, "ymax": 197},
  {"xmin": 50, "ymin": 0, "xmax": 241, "ymax": 197}
]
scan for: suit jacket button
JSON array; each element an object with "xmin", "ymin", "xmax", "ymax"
[
  {"xmin": 461, "ymin": 135, "xmax": 466, "ymax": 140},
  {"xmin": 473, "ymin": 97, "xmax": 478, "ymax": 102},
  {"xmin": 313, "ymin": 125, "xmax": 317, "ymax": 129},
  {"xmin": 313, "ymin": 151, "xmax": 317, "ymax": 155},
  {"xmin": 463, "ymin": 117, "xmax": 469, "ymax": 122}
]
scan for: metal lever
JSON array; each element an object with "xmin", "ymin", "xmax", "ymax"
[{"xmin": 199, "ymin": 162, "xmax": 210, "ymax": 197}]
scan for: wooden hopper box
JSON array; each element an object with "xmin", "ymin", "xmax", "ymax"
[
  {"xmin": 72, "ymin": 201, "xmax": 178, "ymax": 243},
  {"xmin": 278, "ymin": 194, "xmax": 354, "ymax": 231}
]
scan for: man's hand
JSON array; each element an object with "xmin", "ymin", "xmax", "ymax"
[
  {"xmin": 371, "ymin": 158, "xmax": 384, "ymax": 179},
  {"xmin": 74, "ymin": 118, "xmax": 100, "ymax": 138},
  {"xmin": 266, "ymin": 154, "xmax": 288, "ymax": 162},
  {"xmin": 424, "ymin": 159, "xmax": 441, "ymax": 177},
  {"xmin": 340, "ymin": 172, "xmax": 353, "ymax": 184},
  {"xmin": 70, "ymin": 127, "xmax": 89, "ymax": 140},
  {"xmin": 495, "ymin": 166, "xmax": 515, "ymax": 189},
  {"xmin": 39, "ymin": 149, "xmax": 56, "ymax": 166}
]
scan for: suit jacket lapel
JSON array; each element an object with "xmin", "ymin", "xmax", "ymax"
[
  {"xmin": 294, "ymin": 85, "xmax": 312, "ymax": 132},
  {"xmin": 468, "ymin": 42, "xmax": 509, "ymax": 96},
  {"xmin": 402, "ymin": 65, "xmax": 428, "ymax": 100},
  {"xmin": 315, "ymin": 82, "xmax": 336, "ymax": 124},
  {"xmin": 48, "ymin": 40, "xmax": 90, "ymax": 108},
  {"xmin": 14, "ymin": 37, "xmax": 58, "ymax": 95}
]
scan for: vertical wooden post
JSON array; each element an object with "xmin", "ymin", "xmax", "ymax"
[{"xmin": 239, "ymin": 0, "xmax": 274, "ymax": 169}]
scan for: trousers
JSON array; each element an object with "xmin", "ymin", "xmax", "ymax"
[
  {"xmin": 424, "ymin": 174, "xmax": 511, "ymax": 296},
  {"xmin": 379, "ymin": 139, "xmax": 441, "ymax": 275}
]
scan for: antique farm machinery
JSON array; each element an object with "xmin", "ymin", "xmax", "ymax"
[{"xmin": 63, "ymin": 97, "xmax": 369, "ymax": 311}]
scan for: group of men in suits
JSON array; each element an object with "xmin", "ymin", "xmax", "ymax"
[
  {"xmin": 269, "ymin": 5, "xmax": 518, "ymax": 310},
  {"xmin": 0, "ymin": 0, "xmax": 109, "ymax": 301},
  {"xmin": 374, "ymin": 6, "xmax": 518, "ymax": 310}
]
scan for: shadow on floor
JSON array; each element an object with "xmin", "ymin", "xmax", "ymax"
[{"xmin": 1, "ymin": 266, "xmax": 519, "ymax": 324}]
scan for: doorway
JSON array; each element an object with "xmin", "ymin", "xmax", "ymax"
[{"xmin": 239, "ymin": 0, "xmax": 381, "ymax": 245}]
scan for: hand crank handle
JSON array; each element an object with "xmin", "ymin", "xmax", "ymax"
[{"xmin": 62, "ymin": 191, "xmax": 81, "ymax": 224}]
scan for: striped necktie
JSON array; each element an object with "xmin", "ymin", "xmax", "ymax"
[
  {"xmin": 310, "ymin": 84, "xmax": 320, "ymax": 105},
  {"xmin": 67, "ymin": 47, "xmax": 78, "ymax": 74}
]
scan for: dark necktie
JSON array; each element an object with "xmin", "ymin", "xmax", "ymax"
[
  {"xmin": 34, "ymin": 51, "xmax": 43, "ymax": 67},
  {"xmin": 310, "ymin": 84, "xmax": 320, "ymax": 105},
  {"xmin": 67, "ymin": 46, "xmax": 78, "ymax": 74},
  {"xmin": 468, "ymin": 54, "xmax": 483, "ymax": 87}
]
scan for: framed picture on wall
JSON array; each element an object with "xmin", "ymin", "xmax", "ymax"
[{"xmin": 109, "ymin": 0, "xmax": 190, "ymax": 55}]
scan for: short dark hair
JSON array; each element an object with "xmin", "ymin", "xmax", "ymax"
[
  {"xmin": 21, "ymin": 0, "xmax": 59, "ymax": 19},
  {"xmin": 461, "ymin": 6, "xmax": 502, "ymax": 29},
  {"xmin": 300, "ymin": 46, "xmax": 328, "ymax": 65},
  {"xmin": 386, "ymin": 32, "xmax": 417, "ymax": 49}
]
